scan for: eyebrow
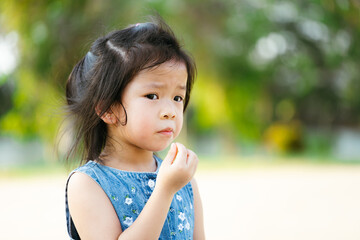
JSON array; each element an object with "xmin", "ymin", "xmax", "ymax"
[{"xmin": 145, "ymin": 83, "xmax": 186, "ymax": 90}]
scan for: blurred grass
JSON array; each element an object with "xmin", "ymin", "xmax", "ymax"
[
  {"xmin": 1, "ymin": 154, "xmax": 359, "ymax": 179},
  {"xmin": 0, "ymin": 161, "xmax": 67, "ymax": 179},
  {"xmin": 198, "ymin": 155, "xmax": 360, "ymax": 171}
]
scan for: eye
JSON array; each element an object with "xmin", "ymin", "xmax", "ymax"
[
  {"xmin": 146, "ymin": 94, "xmax": 158, "ymax": 100},
  {"xmin": 174, "ymin": 96, "xmax": 183, "ymax": 102}
]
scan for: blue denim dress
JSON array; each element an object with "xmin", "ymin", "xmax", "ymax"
[{"xmin": 65, "ymin": 155, "xmax": 194, "ymax": 239}]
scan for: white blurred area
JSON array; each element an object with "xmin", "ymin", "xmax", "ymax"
[
  {"xmin": 0, "ymin": 176, "xmax": 68, "ymax": 240},
  {"xmin": 0, "ymin": 31, "xmax": 19, "ymax": 76},
  {"xmin": 199, "ymin": 165, "xmax": 360, "ymax": 240},
  {"xmin": 1, "ymin": 164, "xmax": 360, "ymax": 239}
]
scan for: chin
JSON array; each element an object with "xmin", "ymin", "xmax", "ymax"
[
  {"xmin": 149, "ymin": 142, "xmax": 171, "ymax": 152},
  {"xmin": 151, "ymin": 145, "xmax": 169, "ymax": 152}
]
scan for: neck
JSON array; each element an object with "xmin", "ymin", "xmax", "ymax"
[{"xmin": 99, "ymin": 140, "xmax": 156, "ymax": 172}]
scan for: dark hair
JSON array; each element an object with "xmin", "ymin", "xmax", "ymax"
[{"xmin": 64, "ymin": 18, "xmax": 196, "ymax": 165}]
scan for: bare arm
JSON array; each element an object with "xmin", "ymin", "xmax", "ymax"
[
  {"xmin": 67, "ymin": 172, "xmax": 123, "ymax": 239},
  {"xmin": 191, "ymin": 178, "xmax": 206, "ymax": 240},
  {"xmin": 68, "ymin": 143, "xmax": 198, "ymax": 240}
]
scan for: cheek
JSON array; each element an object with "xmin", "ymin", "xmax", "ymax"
[
  {"xmin": 174, "ymin": 112, "xmax": 184, "ymax": 136},
  {"xmin": 126, "ymin": 106, "xmax": 154, "ymax": 133},
  {"xmin": 128, "ymin": 112, "xmax": 151, "ymax": 128}
]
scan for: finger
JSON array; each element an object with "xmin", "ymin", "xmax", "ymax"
[
  {"xmin": 172, "ymin": 143, "xmax": 178, "ymax": 164},
  {"xmin": 172, "ymin": 143, "xmax": 187, "ymax": 166},
  {"xmin": 186, "ymin": 150, "xmax": 198, "ymax": 174},
  {"xmin": 185, "ymin": 149, "xmax": 191, "ymax": 164},
  {"xmin": 164, "ymin": 143, "xmax": 177, "ymax": 165}
]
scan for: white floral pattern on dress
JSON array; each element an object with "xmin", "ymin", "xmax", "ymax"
[
  {"xmin": 190, "ymin": 202, "xmax": 193, "ymax": 209},
  {"xmin": 178, "ymin": 223, "xmax": 184, "ymax": 231},
  {"xmin": 125, "ymin": 197, "xmax": 133, "ymax": 205},
  {"xmin": 148, "ymin": 179, "xmax": 155, "ymax": 189},
  {"xmin": 123, "ymin": 217, "xmax": 133, "ymax": 226},
  {"xmin": 176, "ymin": 194, "xmax": 182, "ymax": 201},
  {"xmin": 131, "ymin": 187, "xmax": 136, "ymax": 193},
  {"xmin": 185, "ymin": 222, "xmax": 190, "ymax": 230},
  {"xmin": 178, "ymin": 212, "xmax": 186, "ymax": 221}
]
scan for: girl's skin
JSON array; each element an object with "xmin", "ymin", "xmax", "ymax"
[{"xmin": 67, "ymin": 61, "xmax": 205, "ymax": 239}]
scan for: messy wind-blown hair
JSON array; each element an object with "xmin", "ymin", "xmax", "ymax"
[{"xmin": 63, "ymin": 17, "xmax": 196, "ymax": 165}]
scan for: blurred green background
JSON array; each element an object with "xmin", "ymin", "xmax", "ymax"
[
  {"xmin": 2, "ymin": 1, "xmax": 360, "ymax": 239},
  {"xmin": 1, "ymin": 0, "xmax": 360, "ymax": 172}
]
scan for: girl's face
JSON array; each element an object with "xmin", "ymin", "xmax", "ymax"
[{"xmin": 112, "ymin": 61, "xmax": 188, "ymax": 152}]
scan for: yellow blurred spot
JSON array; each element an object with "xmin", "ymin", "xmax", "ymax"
[{"xmin": 263, "ymin": 120, "xmax": 303, "ymax": 153}]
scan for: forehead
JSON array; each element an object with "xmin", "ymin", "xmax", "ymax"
[{"xmin": 132, "ymin": 61, "xmax": 188, "ymax": 86}]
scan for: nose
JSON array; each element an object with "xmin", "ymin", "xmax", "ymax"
[
  {"xmin": 161, "ymin": 112, "xmax": 175, "ymax": 120},
  {"xmin": 160, "ymin": 102, "xmax": 176, "ymax": 120}
]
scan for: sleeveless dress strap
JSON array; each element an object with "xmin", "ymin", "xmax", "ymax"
[{"xmin": 65, "ymin": 172, "xmax": 81, "ymax": 240}]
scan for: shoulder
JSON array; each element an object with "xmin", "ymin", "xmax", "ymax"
[
  {"xmin": 190, "ymin": 178, "xmax": 205, "ymax": 239},
  {"xmin": 67, "ymin": 171, "xmax": 99, "ymax": 197},
  {"xmin": 190, "ymin": 178, "xmax": 199, "ymax": 190},
  {"xmin": 190, "ymin": 178, "xmax": 201, "ymax": 200},
  {"xmin": 67, "ymin": 171, "xmax": 122, "ymax": 239},
  {"xmin": 66, "ymin": 162, "xmax": 102, "ymax": 198},
  {"xmin": 67, "ymin": 171, "xmax": 112, "ymax": 217}
]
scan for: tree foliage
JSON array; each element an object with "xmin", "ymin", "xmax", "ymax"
[{"xmin": 0, "ymin": 0, "xmax": 359, "ymax": 147}]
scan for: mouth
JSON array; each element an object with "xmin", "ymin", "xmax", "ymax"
[{"xmin": 158, "ymin": 128, "xmax": 174, "ymax": 137}]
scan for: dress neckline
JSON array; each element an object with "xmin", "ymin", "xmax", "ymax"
[{"xmin": 90, "ymin": 155, "xmax": 161, "ymax": 175}]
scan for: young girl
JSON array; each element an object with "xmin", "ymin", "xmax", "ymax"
[{"xmin": 64, "ymin": 18, "xmax": 205, "ymax": 239}]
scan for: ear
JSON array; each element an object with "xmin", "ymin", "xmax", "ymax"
[{"xmin": 95, "ymin": 105, "xmax": 118, "ymax": 125}]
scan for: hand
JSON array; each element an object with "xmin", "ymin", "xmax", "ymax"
[{"xmin": 156, "ymin": 143, "xmax": 198, "ymax": 196}]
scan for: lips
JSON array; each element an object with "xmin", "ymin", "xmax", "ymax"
[{"xmin": 158, "ymin": 128, "xmax": 174, "ymax": 136}]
